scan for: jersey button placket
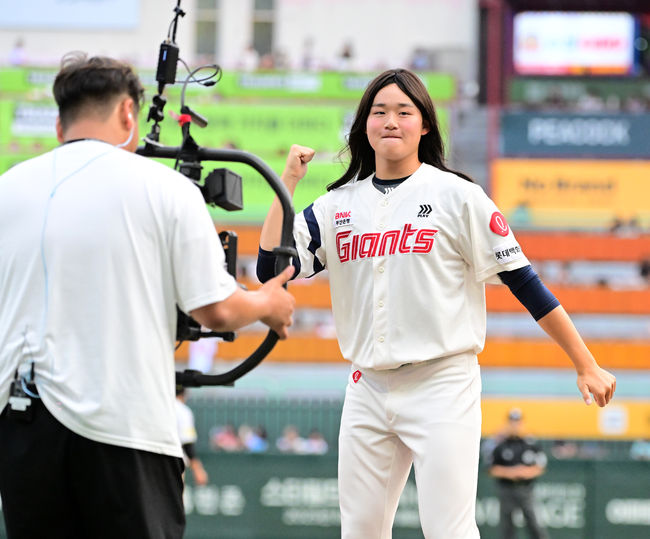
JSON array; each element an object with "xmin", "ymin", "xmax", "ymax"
[
  {"xmin": 373, "ymin": 197, "xmax": 390, "ymax": 364},
  {"xmin": 374, "ymin": 262, "xmax": 388, "ymax": 363}
]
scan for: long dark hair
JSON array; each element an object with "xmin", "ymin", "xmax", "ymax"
[{"xmin": 327, "ymin": 68, "xmax": 473, "ymax": 191}]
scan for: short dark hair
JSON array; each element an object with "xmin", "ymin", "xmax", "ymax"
[
  {"xmin": 53, "ymin": 52, "xmax": 145, "ymax": 131},
  {"xmin": 328, "ymin": 68, "xmax": 473, "ymax": 190}
]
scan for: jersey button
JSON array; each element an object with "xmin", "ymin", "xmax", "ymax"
[
  {"xmin": 381, "ymin": 200, "xmax": 389, "ymax": 207},
  {"xmin": 378, "ymin": 266, "xmax": 385, "ymax": 273},
  {"xmin": 378, "ymin": 336, "xmax": 385, "ymax": 343},
  {"xmin": 378, "ymin": 300, "xmax": 384, "ymax": 308},
  {"xmin": 378, "ymin": 223, "xmax": 385, "ymax": 230}
]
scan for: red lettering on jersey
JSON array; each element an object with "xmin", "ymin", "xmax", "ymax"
[
  {"xmin": 398, "ymin": 223, "xmax": 416, "ymax": 253},
  {"xmin": 351, "ymin": 234, "xmax": 359, "ymax": 260},
  {"xmin": 413, "ymin": 229, "xmax": 438, "ymax": 253},
  {"xmin": 352, "ymin": 370, "xmax": 362, "ymax": 383},
  {"xmin": 336, "ymin": 230, "xmax": 352, "ymax": 262},
  {"xmin": 336, "ymin": 226, "xmax": 438, "ymax": 263},
  {"xmin": 335, "ymin": 211, "xmax": 352, "ymax": 219},
  {"xmin": 359, "ymin": 233, "xmax": 380, "ymax": 258},
  {"xmin": 378, "ymin": 230, "xmax": 400, "ymax": 256},
  {"xmin": 490, "ymin": 212, "xmax": 509, "ymax": 237}
]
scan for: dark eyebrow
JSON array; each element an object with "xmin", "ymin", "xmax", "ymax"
[{"xmin": 371, "ymin": 102, "xmax": 416, "ymax": 108}]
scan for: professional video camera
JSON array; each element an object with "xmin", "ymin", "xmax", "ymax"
[{"xmin": 137, "ymin": 0, "xmax": 296, "ymax": 388}]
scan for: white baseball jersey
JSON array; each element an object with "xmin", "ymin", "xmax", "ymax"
[{"xmin": 293, "ymin": 163, "xmax": 529, "ymax": 370}]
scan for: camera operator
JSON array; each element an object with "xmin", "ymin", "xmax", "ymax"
[{"xmin": 0, "ymin": 52, "xmax": 295, "ymax": 539}]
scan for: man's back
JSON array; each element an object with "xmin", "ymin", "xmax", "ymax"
[{"xmin": 0, "ymin": 140, "xmax": 234, "ymax": 456}]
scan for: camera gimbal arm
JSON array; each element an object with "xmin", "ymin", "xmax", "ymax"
[{"xmin": 137, "ymin": 143, "xmax": 297, "ymax": 387}]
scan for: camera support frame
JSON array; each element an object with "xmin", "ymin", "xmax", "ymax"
[
  {"xmin": 138, "ymin": 0, "xmax": 298, "ymax": 388},
  {"xmin": 137, "ymin": 143, "xmax": 297, "ymax": 388}
]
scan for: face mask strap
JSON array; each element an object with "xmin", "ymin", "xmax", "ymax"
[{"xmin": 115, "ymin": 124, "xmax": 134, "ymax": 148}]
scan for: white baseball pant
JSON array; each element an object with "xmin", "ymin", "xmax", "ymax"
[{"xmin": 338, "ymin": 352, "xmax": 482, "ymax": 539}]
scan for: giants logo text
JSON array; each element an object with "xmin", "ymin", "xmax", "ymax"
[{"xmin": 336, "ymin": 224, "xmax": 438, "ymax": 263}]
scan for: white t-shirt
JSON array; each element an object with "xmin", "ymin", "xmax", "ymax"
[
  {"xmin": 293, "ymin": 163, "xmax": 529, "ymax": 370},
  {"xmin": 0, "ymin": 140, "xmax": 237, "ymax": 458}
]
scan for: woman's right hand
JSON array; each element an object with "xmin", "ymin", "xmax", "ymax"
[
  {"xmin": 260, "ymin": 145, "xmax": 314, "ymax": 251},
  {"xmin": 282, "ymin": 144, "xmax": 315, "ymax": 187}
]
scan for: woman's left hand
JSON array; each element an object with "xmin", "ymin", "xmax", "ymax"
[{"xmin": 576, "ymin": 365, "xmax": 617, "ymax": 407}]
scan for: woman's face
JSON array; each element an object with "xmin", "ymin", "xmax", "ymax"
[{"xmin": 365, "ymin": 83, "xmax": 428, "ymax": 170}]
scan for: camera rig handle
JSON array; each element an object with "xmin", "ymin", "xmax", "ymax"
[{"xmin": 136, "ymin": 143, "xmax": 296, "ymax": 387}]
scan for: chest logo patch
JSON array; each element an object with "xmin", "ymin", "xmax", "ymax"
[
  {"xmin": 417, "ymin": 204, "xmax": 432, "ymax": 218},
  {"xmin": 490, "ymin": 212, "xmax": 510, "ymax": 237},
  {"xmin": 334, "ymin": 210, "xmax": 352, "ymax": 227},
  {"xmin": 352, "ymin": 370, "xmax": 362, "ymax": 383}
]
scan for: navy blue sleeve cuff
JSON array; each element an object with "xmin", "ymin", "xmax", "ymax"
[
  {"xmin": 256, "ymin": 246, "xmax": 301, "ymax": 283},
  {"xmin": 498, "ymin": 265, "xmax": 560, "ymax": 321}
]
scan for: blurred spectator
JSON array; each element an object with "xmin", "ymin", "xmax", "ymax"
[
  {"xmin": 557, "ymin": 261, "xmax": 571, "ymax": 286},
  {"xmin": 542, "ymin": 87, "xmax": 566, "ymax": 110},
  {"xmin": 623, "ymin": 96, "xmax": 648, "ymax": 113},
  {"xmin": 8, "ymin": 38, "xmax": 27, "ymax": 66},
  {"xmin": 239, "ymin": 44, "xmax": 259, "ymax": 72},
  {"xmin": 610, "ymin": 216, "xmax": 642, "ymax": 237},
  {"xmin": 176, "ymin": 388, "xmax": 209, "ymax": 486},
  {"xmin": 276, "ymin": 425, "xmax": 304, "ymax": 453},
  {"xmin": 639, "ymin": 257, "xmax": 650, "ymax": 285},
  {"xmin": 575, "ymin": 90, "xmax": 604, "ymax": 112},
  {"xmin": 625, "ymin": 217, "xmax": 643, "ymax": 235},
  {"xmin": 302, "ymin": 429, "xmax": 329, "ymax": 455},
  {"xmin": 550, "ymin": 439, "xmax": 579, "ymax": 460},
  {"xmin": 578, "ymin": 440, "xmax": 609, "ymax": 460},
  {"xmin": 210, "ymin": 423, "xmax": 243, "ymax": 452},
  {"xmin": 595, "ymin": 277, "xmax": 609, "ymax": 289},
  {"xmin": 609, "ymin": 217, "xmax": 625, "ymax": 234},
  {"xmin": 273, "ymin": 49, "xmax": 290, "ymax": 70},
  {"xmin": 259, "ymin": 53, "xmax": 275, "ymax": 70},
  {"xmin": 239, "ymin": 424, "xmax": 269, "ymax": 453},
  {"xmin": 488, "ymin": 408, "xmax": 549, "ymax": 539},
  {"xmin": 300, "ymin": 37, "xmax": 317, "ymax": 71},
  {"xmin": 336, "ymin": 41, "xmax": 355, "ymax": 71},
  {"xmin": 221, "ymin": 140, "xmax": 239, "ymax": 150},
  {"xmin": 409, "ymin": 47, "xmax": 430, "ymax": 71},
  {"xmin": 630, "ymin": 439, "xmax": 650, "ymax": 461}
]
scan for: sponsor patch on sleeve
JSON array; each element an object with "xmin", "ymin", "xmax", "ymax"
[
  {"xmin": 493, "ymin": 243, "xmax": 524, "ymax": 265},
  {"xmin": 489, "ymin": 212, "xmax": 510, "ymax": 237}
]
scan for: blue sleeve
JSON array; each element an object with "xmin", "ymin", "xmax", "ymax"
[
  {"xmin": 256, "ymin": 246, "xmax": 302, "ymax": 283},
  {"xmin": 498, "ymin": 265, "xmax": 560, "ymax": 321},
  {"xmin": 303, "ymin": 203, "xmax": 326, "ymax": 275}
]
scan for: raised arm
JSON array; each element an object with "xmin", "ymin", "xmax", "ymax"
[
  {"xmin": 536, "ymin": 305, "xmax": 616, "ymax": 407},
  {"xmin": 260, "ymin": 144, "xmax": 315, "ymax": 250}
]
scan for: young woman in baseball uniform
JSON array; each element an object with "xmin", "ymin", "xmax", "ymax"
[{"xmin": 257, "ymin": 69, "xmax": 616, "ymax": 538}]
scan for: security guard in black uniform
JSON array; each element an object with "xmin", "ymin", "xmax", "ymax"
[{"xmin": 489, "ymin": 408, "xmax": 549, "ymax": 539}]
